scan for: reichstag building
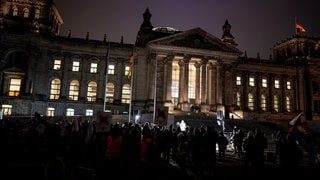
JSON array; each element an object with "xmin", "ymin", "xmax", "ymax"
[{"xmin": 1, "ymin": 0, "xmax": 320, "ymax": 127}]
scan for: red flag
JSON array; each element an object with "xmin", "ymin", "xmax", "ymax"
[{"xmin": 296, "ymin": 20, "xmax": 306, "ymax": 33}]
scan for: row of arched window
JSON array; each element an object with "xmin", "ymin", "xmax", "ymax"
[
  {"xmin": 236, "ymin": 92, "xmax": 292, "ymax": 112},
  {"xmin": 49, "ymin": 79, "xmax": 131, "ymax": 104},
  {"xmin": 11, "ymin": 5, "xmax": 41, "ymax": 19}
]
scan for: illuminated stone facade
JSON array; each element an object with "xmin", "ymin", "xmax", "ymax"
[{"xmin": 1, "ymin": 0, "xmax": 320, "ymax": 125}]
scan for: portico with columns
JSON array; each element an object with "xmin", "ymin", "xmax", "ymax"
[
  {"xmin": 145, "ymin": 51, "xmax": 234, "ymax": 115},
  {"xmin": 135, "ymin": 26, "xmax": 242, "ymax": 120}
]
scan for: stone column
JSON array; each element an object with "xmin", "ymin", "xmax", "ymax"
[
  {"xmin": 194, "ymin": 62, "xmax": 201, "ymax": 105},
  {"xmin": 207, "ymin": 63, "xmax": 213, "ymax": 105},
  {"xmin": 178, "ymin": 59, "xmax": 185, "ymax": 106},
  {"xmin": 200, "ymin": 59, "xmax": 207, "ymax": 104},
  {"xmin": 164, "ymin": 56, "xmax": 174, "ymax": 111},
  {"xmin": 242, "ymin": 71, "xmax": 249, "ymax": 110},
  {"xmin": 183, "ymin": 57, "xmax": 190, "ymax": 104},
  {"xmin": 182, "ymin": 56, "xmax": 190, "ymax": 111},
  {"xmin": 209, "ymin": 63, "xmax": 217, "ymax": 106},
  {"xmin": 268, "ymin": 73, "xmax": 275, "ymax": 112},
  {"xmin": 281, "ymin": 74, "xmax": 288, "ymax": 112},
  {"xmin": 216, "ymin": 62, "xmax": 222, "ymax": 104},
  {"xmin": 178, "ymin": 57, "xmax": 190, "ymax": 111},
  {"xmin": 114, "ymin": 61, "xmax": 124, "ymax": 104},
  {"xmin": 157, "ymin": 56, "xmax": 166, "ymax": 103},
  {"xmin": 147, "ymin": 53, "xmax": 157, "ymax": 100},
  {"xmin": 255, "ymin": 72, "xmax": 262, "ymax": 111}
]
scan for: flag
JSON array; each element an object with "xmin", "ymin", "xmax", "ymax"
[
  {"xmin": 288, "ymin": 112, "xmax": 303, "ymax": 126},
  {"xmin": 295, "ymin": 20, "xmax": 306, "ymax": 33},
  {"xmin": 288, "ymin": 112, "xmax": 305, "ymax": 133},
  {"xmin": 287, "ymin": 112, "xmax": 310, "ymax": 141},
  {"xmin": 287, "ymin": 112, "xmax": 317, "ymax": 162},
  {"xmin": 128, "ymin": 50, "xmax": 134, "ymax": 79}
]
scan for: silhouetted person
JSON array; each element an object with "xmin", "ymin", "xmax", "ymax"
[
  {"xmin": 201, "ymin": 125, "xmax": 218, "ymax": 175},
  {"xmin": 233, "ymin": 129, "xmax": 244, "ymax": 159},
  {"xmin": 252, "ymin": 128, "xmax": 268, "ymax": 166},
  {"xmin": 217, "ymin": 131, "xmax": 229, "ymax": 161},
  {"xmin": 279, "ymin": 134, "xmax": 303, "ymax": 168},
  {"xmin": 243, "ymin": 130, "xmax": 255, "ymax": 166}
]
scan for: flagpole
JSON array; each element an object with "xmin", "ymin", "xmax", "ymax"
[
  {"xmin": 152, "ymin": 58, "xmax": 157, "ymax": 124},
  {"xmin": 128, "ymin": 49, "xmax": 134, "ymax": 122},
  {"xmin": 128, "ymin": 69, "xmax": 134, "ymax": 122},
  {"xmin": 103, "ymin": 42, "xmax": 110, "ymax": 112}
]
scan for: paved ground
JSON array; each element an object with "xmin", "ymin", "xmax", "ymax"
[{"xmin": 182, "ymin": 153, "xmax": 319, "ymax": 179}]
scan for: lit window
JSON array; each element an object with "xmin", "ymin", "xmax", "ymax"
[
  {"xmin": 2, "ymin": 104, "xmax": 12, "ymax": 116},
  {"xmin": 23, "ymin": 8, "xmax": 29, "ymax": 18},
  {"xmin": 53, "ymin": 59, "xmax": 61, "ymax": 70},
  {"xmin": 66, "ymin": 108, "xmax": 74, "ymax": 116},
  {"xmin": 236, "ymin": 92, "xmax": 241, "ymax": 107},
  {"xmin": 108, "ymin": 64, "xmax": 115, "ymax": 75},
  {"xmin": 90, "ymin": 63, "xmax": 98, "ymax": 73},
  {"xmin": 8, "ymin": 78, "xmax": 21, "ymax": 96},
  {"xmin": 275, "ymin": 80, "xmax": 280, "ymax": 89},
  {"xmin": 262, "ymin": 78, "xmax": 267, "ymax": 88},
  {"xmin": 86, "ymin": 109, "xmax": 94, "ymax": 116},
  {"xmin": 34, "ymin": 9, "xmax": 40, "ymax": 19},
  {"xmin": 236, "ymin": 76, "xmax": 241, "ymax": 85},
  {"xmin": 261, "ymin": 94, "xmax": 267, "ymax": 111},
  {"xmin": 248, "ymin": 93, "xmax": 254, "ymax": 110},
  {"xmin": 72, "ymin": 61, "xmax": 80, "ymax": 72},
  {"xmin": 50, "ymin": 78, "xmax": 61, "ymax": 100},
  {"xmin": 69, "ymin": 80, "xmax": 79, "ymax": 101},
  {"xmin": 46, "ymin": 107, "xmax": 55, "ymax": 117},
  {"xmin": 121, "ymin": 84, "xmax": 131, "ymax": 104},
  {"xmin": 125, "ymin": 65, "xmax": 130, "ymax": 76},
  {"xmin": 106, "ymin": 83, "xmax": 115, "ymax": 103},
  {"xmin": 188, "ymin": 63, "xmax": 196, "ymax": 99},
  {"xmin": 87, "ymin": 81, "xmax": 97, "ymax": 102},
  {"xmin": 287, "ymin": 81, "xmax": 292, "ymax": 90},
  {"xmin": 249, "ymin": 77, "xmax": 255, "ymax": 87},
  {"xmin": 286, "ymin": 96, "xmax": 291, "ymax": 112},
  {"xmin": 273, "ymin": 95, "xmax": 279, "ymax": 112},
  {"xmin": 13, "ymin": 6, "xmax": 18, "ymax": 16}
]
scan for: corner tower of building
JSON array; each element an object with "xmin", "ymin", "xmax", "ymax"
[{"xmin": 0, "ymin": 0, "xmax": 63, "ymax": 36}]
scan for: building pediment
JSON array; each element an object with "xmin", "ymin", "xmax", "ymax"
[
  {"xmin": 3, "ymin": 67, "xmax": 25, "ymax": 74},
  {"xmin": 148, "ymin": 27, "xmax": 241, "ymax": 54}
]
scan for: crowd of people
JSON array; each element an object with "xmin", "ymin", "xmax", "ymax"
[{"xmin": 1, "ymin": 113, "xmax": 319, "ymax": 179}]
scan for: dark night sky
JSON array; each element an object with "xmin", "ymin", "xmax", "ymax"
[{"xmin": 54, "ymin": 0, "xmax": 319, "ymax": 59}]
